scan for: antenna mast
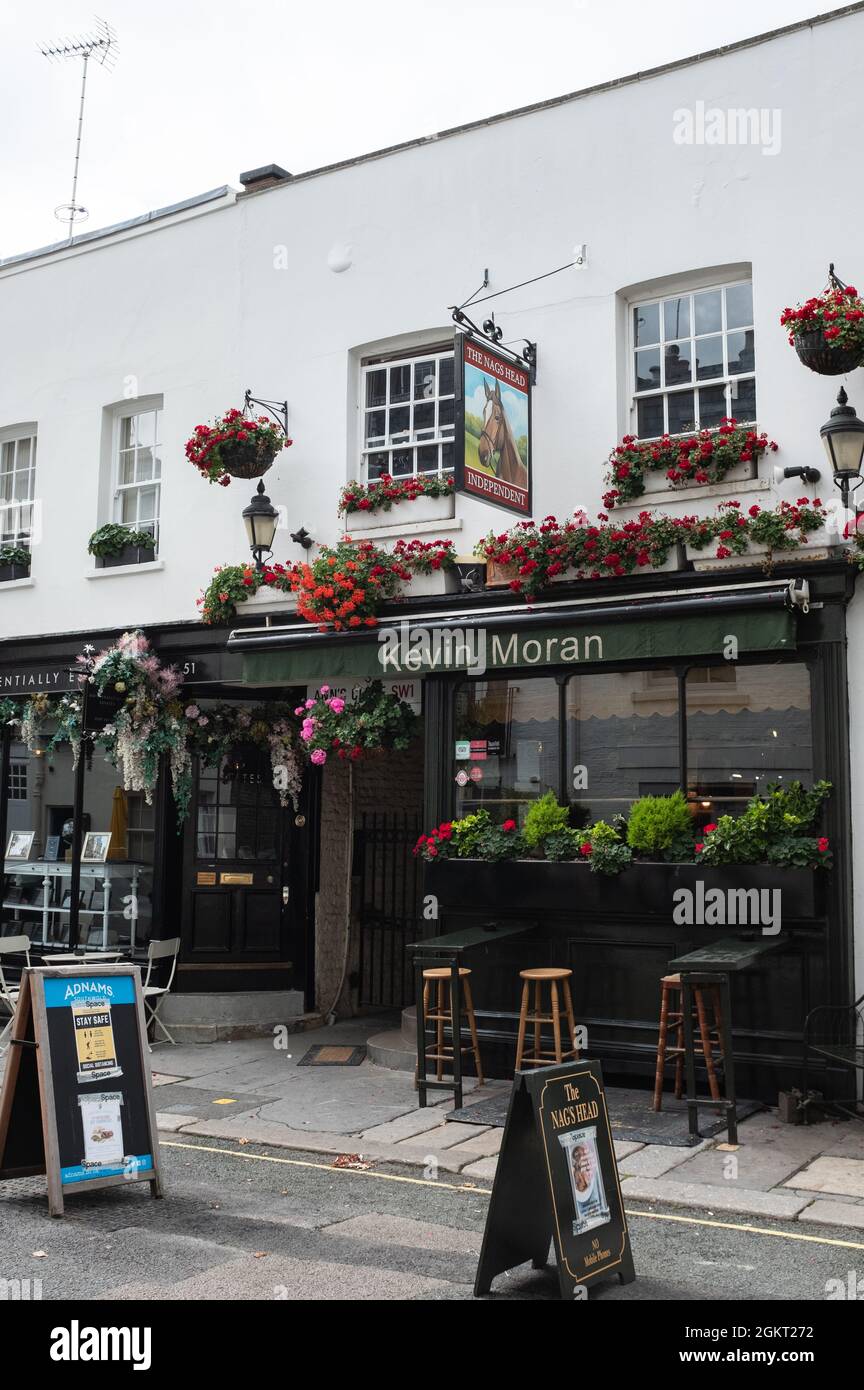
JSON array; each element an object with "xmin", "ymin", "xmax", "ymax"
[{"xmin": 38, "ymin": 17, "xmax": 118, "ymax": 241}]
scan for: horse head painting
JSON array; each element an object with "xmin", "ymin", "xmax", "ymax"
[{"xmin": 477, "ymin": 378, "xmax": 528, "ymax": 491}]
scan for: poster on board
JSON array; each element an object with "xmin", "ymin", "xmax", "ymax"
[{"xmin": 0, "ymin": 966, "xmax": 163, "ymax": 1216}]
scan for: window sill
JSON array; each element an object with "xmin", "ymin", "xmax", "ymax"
[
  {"xmin": 342, "ymin": 517, "xmax": 463, "ymax": 540},
  {"xmin": 641, "ymin": 477, "xmax": 768, "ymax": 505},
  {"xmin": 0, "ymin": 577, "xmax": 33, "ymax": 589},
  {"xmin": 86, "ymin": 560, "xmax": 165, "ymax": 579}
]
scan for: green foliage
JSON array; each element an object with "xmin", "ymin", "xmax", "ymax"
[
  {"xmin": 522, "ymin": 792, "xmax": 570, "ymax": 849},
  {"xmin": 699, "ymin": 781, "xmax": 832, "ymax": 868},
  {"xmin": 626, "ymin": 791, "xmax": 694, "ymax": 856},
  {"xmin": 473, "ymin": 823, "xmax": 526, "ymax": 861},
  {"xmin": 589, "ymin": 841, "xmax": 633, "ymax": 876},
  {"xmin": 450, "ymin": 811, "xmax": 493, "ymax": 858},
  {"xmin": 544, "ymin": 828, "xmax": 583, "ymax": 861},
  {"xmin": 0, "ymin": 544, "xmax": 30, "ymax": 569},
  {"xmin": 88, "ymin": 524, "xmax": 156, "ymax": 558}
]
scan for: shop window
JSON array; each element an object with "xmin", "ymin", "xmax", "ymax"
[
  {"xmin": 631, "ymin": 279, "xmax": 755, "ymax": 439},
  {"xmin": 686, "ymin": 661, "xmax": 812, "ymax": 818},
  {"xmin": 453, "ymin": 677, "xmax": 559, "ymax": 825},
  {"xmin": 566, "ymin": 670, "xmax": 680, "ymax": 826},
  {"xmin": 360, "ymin": 344, "xmax": 455, "ymax": 482}
]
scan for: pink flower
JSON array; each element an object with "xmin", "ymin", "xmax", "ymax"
[
  {"xmin": 185, "ymin": 705, "xmax": 200, "ymax": 719},
  {"xmin": 310, "ymin": 749, "xmax": 327, "ymax": 765},
  {"xmin": 319, "ymin": 685, "xmax": 330, "ymax": 695},
  {"xmin": 294, "ymin": 706, "xmax": 305, "ymax": 716},
  {"xmin": 305, "ymin": 699, "xmax": 315, "ymax": 709},
  {"xmin": 328, "ymin": 697, "xmax": 346, "ymax": 713}
]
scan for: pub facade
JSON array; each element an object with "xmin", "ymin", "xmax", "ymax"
[{"xmin": 1, "ymin": 7, "xmax": 863, "ymax": 1099}]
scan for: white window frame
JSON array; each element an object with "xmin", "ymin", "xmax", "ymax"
[
  {"xmin": 110, "ymin": 400, "xmax": 162, "ymax": 549},
  {"xmin": 0, "ymin": 425, "xmax": 37, "ymax": 545},
  {"xmin": 6, "ymin": 761, "xmax": 28, "ymax": 801},
  {"xmin": 360, "ymin": 344, "xmax": 455, "ymax": 482},
  {"xmin": 629, "ymin": 278, "xmax": 755, "ymax": 440}
]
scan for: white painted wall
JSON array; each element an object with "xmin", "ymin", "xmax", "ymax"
[{"xmin": 2, "ymin": 11, "xmax": 863, "ymax": 985}]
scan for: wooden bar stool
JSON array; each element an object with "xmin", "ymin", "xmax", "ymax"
[
  {"xmin": 515, "ymin": 968, "xmax": 580, "ymax": 1069},
  {"xmin": 416, "ymin": 967, "xmax": 483, "ymax": 1087},
  {"xmin": 653, "ymin": 973, "xmax": 725, "ymax": 1111}
]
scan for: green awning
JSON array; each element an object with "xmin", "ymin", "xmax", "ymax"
[{"xmin": 241, "ymin": 607, "xmax": 796, "ymax": 684}]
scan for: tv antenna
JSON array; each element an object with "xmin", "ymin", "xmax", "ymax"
[{"xmin": 38, "ymin": 17, "xmax": 118, "ymax": 241}]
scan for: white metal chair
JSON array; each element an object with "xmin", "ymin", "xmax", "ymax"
[
  {"xmin": 142, "ymin": 937, "xmax": 180, "ymax": 1045},
  {"xmin": 0, "ymin": 935, "xmax": 32, "ymax": 1050}
]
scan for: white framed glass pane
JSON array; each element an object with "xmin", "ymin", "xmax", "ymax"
[
  {"xmin": 438, "ymin": 397, "xmax": 454, "ymax": 430},
  {"xmin": 441, "ymin": 441, "xmax": 455, "ymax": 471},
  {"xmin": 366, "ymin": 369, "xmax": 386, "ymax": 408},
  {"xmin": 637, "ymin": 396, "xmax": 664, "ymax": 438},
  {"xmin": 388, "ymin": 406, "xmax": 410, "ymax": 439},
  {"xmin": 413, "ymin": 401, "xmax": 435, "ymax": 435},
  {"xmin": 136, "ymin": 486, "xmax": 159, "ymax": 521},
  {"xmin": 438, "ymin": 357, "xmax": 455, "ymax": 396},
  {"xmin": 416, "ymin": 446, "xmax": 439, "ymax": 472},
  {"xmin": 731, "ymin": 377, "xmax": 756, "ymax": 420},
  {"xmin": 390, "ymin": 450, "xmax": 413, "ymax": 476},
  {"xmin": 694, "ymin": 290, "xmax": 722, "ymax": 335},
  {"xmin": 634, "ymin": 303, "xmax": 660, "ymax": 346},
  {"xmin": 635, "ymin": 347, "xmax": 661, "ymax": 392},
  {"xmin": 698, "ymin": 385, "xmax": 727, "ymax": 429},
  {"xmin": 695, "ymin": 335, "xmax": 724, "ymax": 381},
  {"xmin": 414, "ymin": 361, "xmax": 435, "ymax": 400},
  {"xmin": 728, "ymin": 330, "xmax": 755, "ymax": 376},
  {"xmin": 389, "ymin": 365, "xmax": 411, "ymax": 403},
  {"xmin": 365, "ymin": 410, "xmax": 386, "ymax": 443},
  {"xmin": 118, "ymin": 450, "xmax": 136, "ymax": 485},
  {"xmin": 134, "ymin": 447, "xmax": 155, "ymax": 481},
  {"xmin": 725, "ymin": 282, "xmax": 753, "ymax": 330},
  {"xmin": 663, "ymin": 296, "xmax": 690, "ymax": 341},
  {"xmin": 668, "ymin": 391, "xmax": 696, "ymax": 434},
  {"xmin": 664, "ymin": 343, "xmax": 692, "ymax": 385}
]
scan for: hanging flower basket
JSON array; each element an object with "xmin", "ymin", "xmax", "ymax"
[
  {"xmin": 781, "ymin": 272, "xmax": 864, "ymax": 377},
  {"xmin": 793, "ymin": 329, "xmax": 864, "ymax": 376},
  {"xmin": 186, "ymin": 408, "xmax": 291, "ymax": 486}
]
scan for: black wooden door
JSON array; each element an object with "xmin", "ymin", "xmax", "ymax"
[{"xmin": 180, "ymin": 751, "xmax": 293, "ymax": 987}]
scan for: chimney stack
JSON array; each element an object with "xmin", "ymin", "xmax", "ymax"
[{"xmin": 238, "ymin": 164, "xmax": 293, "ymax": 195}]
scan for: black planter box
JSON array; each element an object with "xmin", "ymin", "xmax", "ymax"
[
  {"xmin": 0, "ymin": 562, "xmax": 30, "ymax": 582},
  {"xmin": 425, "ymin": 858, "xmax": 822, "ymax": 920},
  {"xmin": 95, "ymin": 545, "xmax": 156, "ymax": 568}
]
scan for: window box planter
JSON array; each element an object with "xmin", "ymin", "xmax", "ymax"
[
  {"xmin": 0, "ymin": 561, "xmax": 30, "ymax": 582},
  {"xmin": 95, "ymin": 545, "xmax": 156, "ymax": 569},
  {"xmin": 238, "ymin": 587, "xmax": 298, "ymax": 616},
  {"xmin": 425, "ymin": 857, "xmax": 822, "ymax": 919},
  {"xmin": 400, "ymin": 568, "xmax": 461, "ymax": 598},
  {"xmin": 794, "ymin": 330, "xmax": 864, "ymax": 377},
  {"xmin": 345, "ymin": 492, "xmax": 456, "ymax": 532},
  {"xmin": 642, "ymin": 457, "xmax": 758, "ymax": 495},
  {"xmin": 686, "ymin": 526, "xmax": 839, "ymax": 573}
]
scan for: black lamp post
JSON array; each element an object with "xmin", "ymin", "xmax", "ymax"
[
  {"xmin": 242, "ymin": 480, "xmax": 279, "ymax": 571},
  {"xmin": 820, "ymin": 387, "xmax": 864, "ymax": 514}
]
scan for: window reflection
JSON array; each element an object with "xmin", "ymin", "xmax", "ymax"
[
  {"xmin": 566, "ymin": 671, "xmax": 680, "ymax": 826},
  {"xmin": 453, "ymin": 678, "xmax": 559, "ymax": 824}
]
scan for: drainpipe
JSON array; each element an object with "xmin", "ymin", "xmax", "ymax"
[{"xmin": 326, "ymin": 760, "xmax": 353, "ymax": 1025}]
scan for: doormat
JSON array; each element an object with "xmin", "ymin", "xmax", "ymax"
[
  {"xmin": 448, "ymin": 1085, "xmax": 762, "ymax": 1147},
  {"xmin": 297, "ymin": 1045, "xmax": 367, "ymax": 1067}
]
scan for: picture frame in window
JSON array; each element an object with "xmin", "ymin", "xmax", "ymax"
[
  {"xmin": 60, "ymin": 889, "xmax": 86, "ymax": 910},
  {"xmin": 44, "ymin": 834, "xmax": 62, "ymax": 862},
  {"xmin": 81, "ymin": 831, "xmax": 112, "ymax": 863},
  {"xmin": 88, "ymin": 887, "xmax": 106, "ymax": 913},
  {"xmin": 5, "ymin": 830, "xmax": 35, "ymax": 861}
]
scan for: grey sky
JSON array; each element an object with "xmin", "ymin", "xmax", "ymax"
[{"xmin": 0, "ymin": 0, "xmax": 845, "ymax": 257}]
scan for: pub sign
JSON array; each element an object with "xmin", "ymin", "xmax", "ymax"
[{"xmin": 455, "ymin": 333, "xmax": 531, "ymax": 516}]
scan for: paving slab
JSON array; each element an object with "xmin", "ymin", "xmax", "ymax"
[
  {"xmin": 821, "ymin": 1132, "xmax": 864, "ymax": 1161},
  {"xmin": 149, "ymin": 1084, "xmax": 275, "ymax": 1119},
  {"xmin": 171, "ymin": 1115, "xmax": 378, "ymax": 1155},
  {"xmin": 449, "ymin": 1127, "xmax": 503, "ymax": 1158},
  {"xmin": 460, "ymin": 1156, "xmax": 498, "ymax": 1182},
  {"xmin": 618, "ymin": 1143, "xmax": 707, "ymax": 1179},
  {"xmin": 797, "ymin": 1200, "xmax": 864, "ymax": 1230},
  {"xmin": 360, "ymin": 1109, "xmax": 450, "ymax": 1144},
  {"xmin": 670, "ymin": 1143, "xmax": 806, "ymax": 1192},
  {"xmin": 613, "ymin": 1141, "xmax": 644, "ymax": 1161},
  {"xmin": 620, "ymin": 1176, "xmax": 812, "ymax": 1219},
  {"xmin": 398, "ymin": 1121, "xmax": 489, "ymax": 1152},
  {"xmin": 784, "ymin": 1156, "xmax": 864, "ymax": 1199},
  {"xmin": 155, "ymin": 1112, "xmax": 193, "ymax": 1132},
  {"xmin": 104, "ymin": 1253, "xmax": 458, "ymax": 1302}
]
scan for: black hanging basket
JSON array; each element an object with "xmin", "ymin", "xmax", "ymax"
[
  {"xmin": 219, "ymin": 434, "xmax": 282, "ymax": 480},
  {"xmin": 794, "ymin": 329, "xmax": 864, "ymax": 376}
]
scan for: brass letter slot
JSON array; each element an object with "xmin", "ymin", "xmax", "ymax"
[
  {"xmin": 220, "ymin": 872, "xmax": 254, "ymax": 886},
  {"xmin": 196, "ymin": 871, "xmax": 217, "ymax": 886}
]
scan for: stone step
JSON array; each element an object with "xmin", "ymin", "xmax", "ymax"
[
  {"xmin": 159, "ymin": 990, "xmax": 307, "ymax": 1041},
  {"xmin": 367, "ymin": 1027, "xmax": 416, "ymax": 1072}
]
